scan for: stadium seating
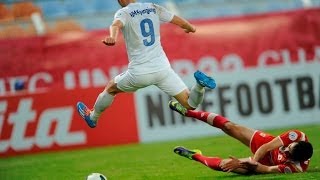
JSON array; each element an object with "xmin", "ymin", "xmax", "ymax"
[
  {"xmin": 49, "ymin": 19, "xmax": 84, "ymax": 34},
  {"xmin": 0, "ymin": 0, "xmax": 320, "ymax": 39},
  {"xmin": 36, "ymin": 1, "xmax": 68, "ymax": 19},
  {"xmin": 11, "ymin": 1, "xmax": 41, "ymax": 19},
  {"xmin": 92, "ymin": 0, "xmax": 120, "ymax": 14},
  {"xmin": 0, "ymin": 3, "xmax": 14, "ymax": 22},
  {"xmin": 0, "ymin": 24, "xmax": 30, "ymax": 38},
  {"xmin": 64, "ymin": 0, "xmax": 96, "ymax": 16}
]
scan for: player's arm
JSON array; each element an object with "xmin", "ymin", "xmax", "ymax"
[
  {"xmin": 221, "ymin": 156, "xmax": 278, "ymax": 174},
  {"xmin": 253, "ymin": 137, "xmax": 282, "ymax": 162},
  {"xmin": 220, "ymin": 156, "xmax": 250, "ymax": 173},
  {"xmin": 241, "ymin": 161, "xmax": 280, "ymax": 174},
  {"xmin": 153, "ymin": 3, "xmax": 195, "ymax": 33},
  {"xmin": 170, "ymin": 15, "xmax": 196, "ymax": 33},
  {"xmin": 103, "ymin": 20, "xmax": 123, "ymax": 46}
]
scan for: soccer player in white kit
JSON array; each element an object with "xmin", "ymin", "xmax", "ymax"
[{"xmin": 77, "ymin": 0, "xmax": 216, "ymax": 128}]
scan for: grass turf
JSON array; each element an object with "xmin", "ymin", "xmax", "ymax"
[{"xmin": 0, "ymin": 124, "xmax": 319, "ymax": 179}]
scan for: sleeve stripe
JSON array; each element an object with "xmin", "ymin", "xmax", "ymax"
[
  {"xmin": 300, "ymin": 132, "xmax": 306, "ymax": 141},
  {"xmin": 277, "ymin": 136, "xmax": 284, "ymax": 146}
]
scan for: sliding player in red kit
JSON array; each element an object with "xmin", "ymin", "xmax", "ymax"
[{"xmin": 169, "ymin": 101, "xmax": 313, "ymax": 174}]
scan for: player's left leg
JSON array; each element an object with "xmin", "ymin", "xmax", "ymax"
[
  {"xmin": 174, "ymin": 146, "xmax": 249, "ymax": 174},
  {"xmin": 90, "ymin": 79, "xmax": 121, "ymax": 121},
  {"xmin": 77, "ymin": 79, "xmax": 122, "ymax": 128},
  {"xmin": 77, "ymin": 71, "xmax": 140, "ymax": 128}
]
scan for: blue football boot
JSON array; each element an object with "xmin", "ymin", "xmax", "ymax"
[
  {"xmin": 194, "ymin": 70, "xmax": 216, "ymax": 89},
  {"xmin": 76, "ymin": 102, "xmax": 96, "ymax": 128}
]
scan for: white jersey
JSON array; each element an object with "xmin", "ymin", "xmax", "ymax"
[{"xmin": 114, "ymin": 2, "xmax": 174, "ymax": 75}]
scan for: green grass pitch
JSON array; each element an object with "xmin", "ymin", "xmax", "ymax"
[{"xmin": 0, "ymin": 124, "xmax": 319, "ymax": 179}]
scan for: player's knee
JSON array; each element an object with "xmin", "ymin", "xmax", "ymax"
[
  {"xmin": 106, "ymin": 88, "xmax": 115, "ymax": 95},
  {"xmin": 106, "ymin": 81, "xmax": 121, "ymax": 95}
]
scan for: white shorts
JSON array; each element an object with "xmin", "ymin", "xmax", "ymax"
[{"xmin": 114, "ymin": 68, "xmax": 187, "ymax": 96}]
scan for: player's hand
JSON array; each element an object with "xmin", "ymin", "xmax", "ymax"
[
  {"xmin": 240, "ymin": 160, "xmax": 259, "ymax": 171},
  {"xmin": 184, "ymin": 25, "xmax": 196, "ymax": 33},
  {"xmin": 184, "ymin": 24, "xmax": 197, "ymax": 33},
  {"xmin": 221, "ymin": 156, "xmax": 242, "ymax": 172},
  {"xmin": 102, "ymin": 37, "xmax": 116, "ymax": 46}
]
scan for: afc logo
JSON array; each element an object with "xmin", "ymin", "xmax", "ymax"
[{"xmin": 288, "ymin": 131, "xmax": 298, "ymax": 141}]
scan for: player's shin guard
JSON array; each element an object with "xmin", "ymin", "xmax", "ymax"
[{"xmin": 91, "ymin": 90, "xmax": 114, "ymax": 121}]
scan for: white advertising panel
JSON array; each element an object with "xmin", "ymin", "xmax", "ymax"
[{"xmin": 136, "ymin": 61, "xmax": 320, "ymax": 142}]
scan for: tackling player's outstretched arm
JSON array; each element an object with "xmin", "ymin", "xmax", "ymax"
[
  {"xmin": 253, "ymin": 137, "xmax": 282, "ymax": 162},
  {"xmin": 170, "ymin": 15, "xmax": 196, "ymax": 33},
  {"xmin": 242, "ymin": 161, "xmax": 280, "ymax": 174},
  {"xmin": 221, "ymin": 156, "xmax": 279, "ymax": 174},
  {"xmin": 103, "ymin": 19, "xmax": 124, "ymax": 46}
]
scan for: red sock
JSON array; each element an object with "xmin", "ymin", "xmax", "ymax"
[
  {"xmin": 186, "ymin": 110, "xmax": 229, "ymax": 129},
  {"xmin": 193, "ymin": 154, "xmax": 222, "ymax": 171}
]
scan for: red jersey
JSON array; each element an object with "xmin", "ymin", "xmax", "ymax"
[{"xmin": 250, "ymin": 130, "xmax": 310, "ymax": 173}]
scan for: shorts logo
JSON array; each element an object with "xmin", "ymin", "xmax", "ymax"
[{"xmin": 288, "ymin": 131, "xmax": 298, "ymax": 141}]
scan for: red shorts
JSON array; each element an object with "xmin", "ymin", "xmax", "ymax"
[{"xmin": 250, "ymin": 130, "xmax": 275, "ymax": 165}]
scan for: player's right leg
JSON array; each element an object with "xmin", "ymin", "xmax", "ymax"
[
  {"xmin": 77, "ymin": 71, "xmax": 137, "ymax": 128},
  {"xmin": 173, "ymin": 146, "xmax": 249, "ymax": 174},
  {"xmin": 169, "ymin": 101, "xmax": 255, "ymax": 147}
]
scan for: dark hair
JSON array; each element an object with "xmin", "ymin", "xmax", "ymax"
[
  {"xmin": 290, "ymin": 141, "xmax": 313, "ymax": 161},
  {"xmin": 117, "ymin": 0, "xmax": 125, "ymax": 7}
]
